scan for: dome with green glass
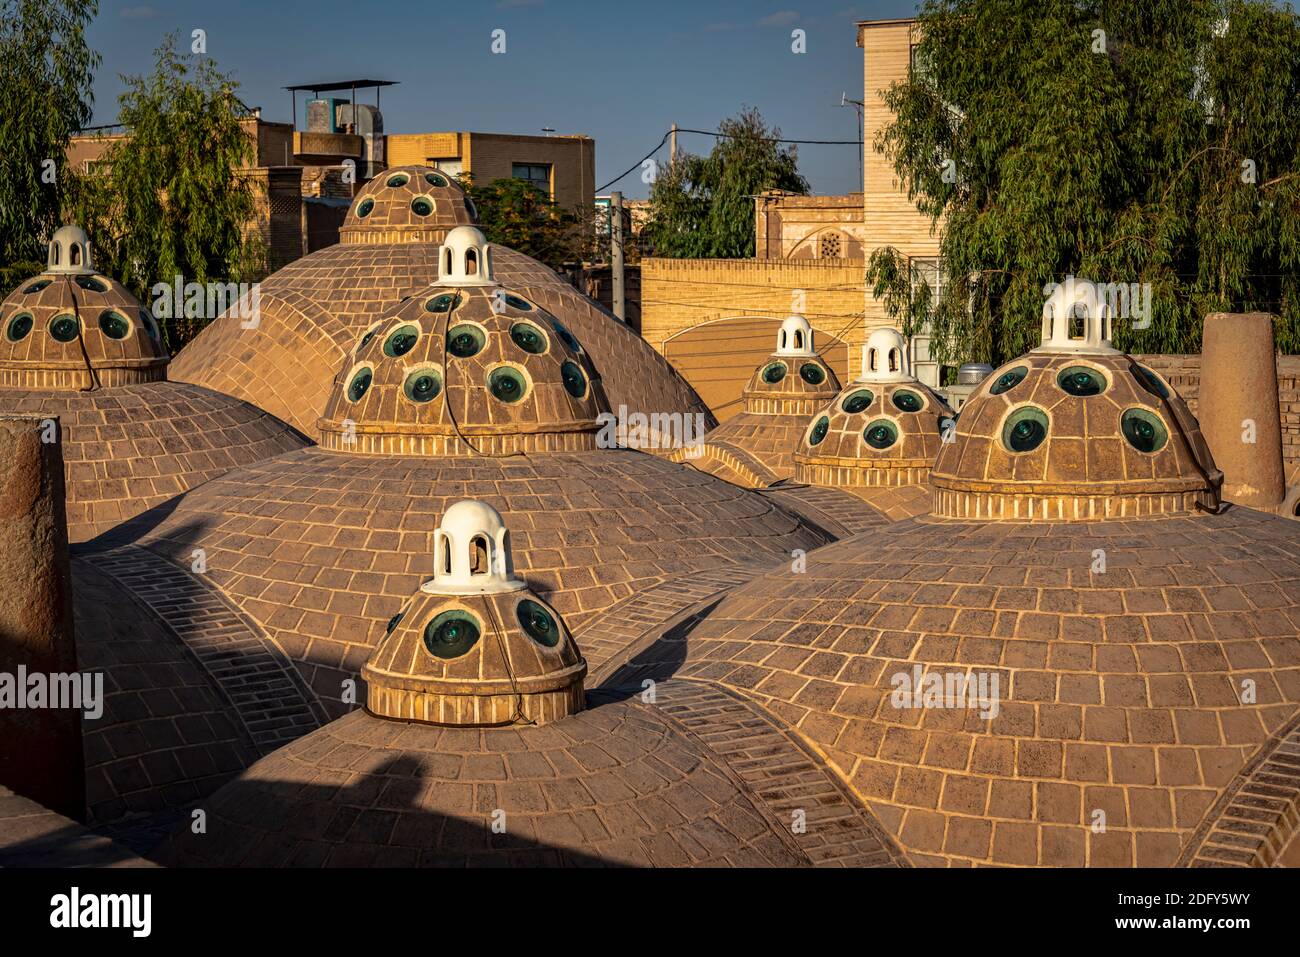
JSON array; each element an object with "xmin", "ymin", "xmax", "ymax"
[
  {"xmin": 339, "ymin": 164, "xmax": 478, "ymax": 245},
  {"xmin": 362, "ymin": 499, "xmax": 586, "ymax": 726},
  {"xmin": 0, "ymin": 225, "xmax": 167, "ymax": 390},
  {"xmin": 318, "ymin": 227, "xmax": 609, "ymax": 455},
  {"xmin": 794, "ymin": 327, "xmax": 954, "ymax": 510},
  {"xmin": 740, "ymin": 315, "xmax": 841, "ymax": 414},
  {"xmin": 931, "ymin": 277, "xmax": 1221, "ymax": 520}
]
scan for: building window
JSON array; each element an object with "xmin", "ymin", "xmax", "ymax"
[
  {"xmin": 818, "ymin": 232, "xmax": 843, "ymax": 259},
  {"xmin": 512, "ymin": 162, "xmax": 552, "ymax": 196}
]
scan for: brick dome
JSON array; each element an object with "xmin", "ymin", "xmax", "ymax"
[
  {"xmin": 1, "ymin": 245, "xmax": 166, "ymax": 390},
  {"xmin": 363, "ymin": 500, "xmax": 586, "ymax": 726},
  {"xmin": 931, "ymin": 290, "xmax": 1220, "ymax": 520},
  {"xmin": 670, "ymin": 317, "xmax": 840, "ymax": 488},
  {"xmin": 793, "ymin": 329, "xmax": 954, "ymax": 520},
  {"xmin": 318, "ymin": 234, "xmax": 607, "ymax": 456},
  {"xmin": 339, "ymin": 165, "xmax": 476, "ymax": 245},
  {"xmin": 0, "ymin": 227, "xmax": 307, "ymax": 541}
]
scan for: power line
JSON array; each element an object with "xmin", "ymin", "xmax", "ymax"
[{"xmin": 596, "ymin": 131, "xmax": 671, "ymax": 193}]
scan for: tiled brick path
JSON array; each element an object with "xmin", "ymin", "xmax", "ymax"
[
  {"xmin": 90, "ymin": 544, "xmax": 327, "ymax": 754},
  {"xmin": 644, "ymin": 680, "xmax": 907, "ymax": 866},
  {"xmin": 1179, "ymin": 713, "xmax": 1300, "ymax": 866},
  {"xmin": 761, "ymin": 483, "xmax": 893, "ymax": 537}
]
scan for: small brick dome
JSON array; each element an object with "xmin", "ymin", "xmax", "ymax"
[
  {"xmin": 339, "ymin": 165, "xmax": 477, "ymax": 245},
  {"xmin": 931, "ymin": 281, "xmax": 1221, "ymax": 520},
  {"xmin": 795, "ymin": 328, "xmax": 955, "ymax": 495},
  {"xmin": 363, "ymin": 500, "xmax": 585, "ymax": 726},
  {"xmin": 1, "ymin": 233, "xmax": 167, "ymax": 390}
]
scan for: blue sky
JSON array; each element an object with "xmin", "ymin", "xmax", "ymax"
[{"xmin": 91, "ymin": 0, "xmax": 918, "ymax": 198}]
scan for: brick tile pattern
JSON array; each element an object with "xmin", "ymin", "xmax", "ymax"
[
  {"xmin": 88, "ymin": 544, "xmax": 328, "ymax": 753},
  {"xmin": 338, "ymin": 166, "xmax": 475, "ymax": 246},
  {"xmin": 0, "ymin": 382, "xmax": 306, "ymax": 542},
  {"xmin": 72, "ymin": 561, "xmax": 263, "ymax": 825},
  {"xmin": 95, "ymin": 447, "xmax": 830, "ymax": 718},
  {"xmin": 760, "ymin": 484, "xmax": 893, "ymax": 537},
  {"xmin": 605, "ymin": 508, "xmax": 1300, "ymax": 866},
  {"xmin": 674, "ymin": 411, "xmax": 809, "ymax": 486}
]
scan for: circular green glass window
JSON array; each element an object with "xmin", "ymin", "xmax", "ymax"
[
  {"xmin": 892, "ymin": 389, "xmax": 924, "ymax": 413},
  {"xmin": 425, "ymin": 293, "xmax": 460, "ymax": 313},
  {"xmin": 386, "ymin": 610, "xmax": 405, "ymax": 634},
  {"xmin": 488, "ymin": 366, "xmax": 528, "ymax": 403},
  {"xmin": 502, "ymin": 293, "xmax": 532, "ymax": 311},
  {"xmin": 1057, "ymin": 365, "xmax": 1107, "ymax": 396},
  {"xmin": 561, "ymin": 360, "xmax": 587, "ymax": 398},
  {"xmin": 1121, "ymin": 408, "xmax": 1169, "ymax": 453},
  {"xmin": 139, "ymin": 310, "xmax": 160, "ymax": 340},
  {"xmin": 761, "ymin": 362, "xmax": 787, "ymax": 384},
  {"xmin": 49, "ymin": 315, "xmax": 79, "ymax": 342},
  {"xmin": 1002, "ymin": 407, "xmax": 1049, "ymax": 453},
  {"xmin": 1132, "ymin": 365, "xmax": 1169, "ymax": 399},
  {"xmin": 863, "ymin": 419, "xmax": 898, "ymax": 450},
  {"xmin": 6, "ymin": 313, "xmax": 33, "ymax": 342},
  {"xmin": 359, "ymin": 326, "xmax": 381, "ymax": 350},
  {"xmin": 517, "ymin": 599, "xmax": 560, "ymax": 647},
  {"xmin": 387, "ymin": 173, "xmax": 410, "ymax": 188},
  {"xmin": 403, "ymin": 368, "xmax": 442, "ymax": 403},
  {"xmin": 98, "ymin": 311, "xmax": 130, "ymax": 340},
  {"xmin": 425, "ymin": 172, "xmax": 449, "ymax": 188},
  {"xmin": 23, "ymin": 279, "xmax": 51, "ymax": 294},
  {"xmin": 446, "ymin": 323, "xmax": 485, "ymax": 358},
  {"xmin": 411, "ymin": 196, "xmax": 434, "ymax": 216},
  {"xmin": 422, "ymin": 609, "xmax": 481, "ymax": 659},
  {"xmin": 800, "ymin": 362, "xmax": 826, "ymax": 385},
  {"xmin": 383, "ymin": 324, "xmax": 419, "ymax": 357},
  {"xmin": 74, "ymin": 276, "xmax": 107, "ymax": 293},
  {"xmin": 347, "ymin": 366, "xmax": 372, "ymax": 402},
  {"xmin": 356, "ymin": 197, "xmax": 374, "ymax": 218},
  {"xmin": 989, "ymin": 365, "xmax": 1028, "ymax": 395},
  {"xmin": 808, "ymin": 416, "xmax": 830, "ymax": 446},
  {"xmin": 510, "ymin": 322, "xmax": 548, "ymax": 354},
  {"xmin": 550, "ymin": 319, "xmax": 581, "ymax": 352},
  {"xmin": 842, "ymin": 389, "xmax": 874, "ymax": 414}
]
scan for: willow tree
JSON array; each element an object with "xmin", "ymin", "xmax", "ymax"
[
  {"xmin": 867, "ymin": 0, "xmax": 1300, "ymax": 367},
  {"xmin": 68, "ymin": 34, "xmax": 262, "ymax": 348},
  {"xmin": 644, "ymin": 108, "xmax": 809, "ymax": 258},
  {"xmin": 0, "ymin": 0, "xmax": 99, "ymax": 268}
]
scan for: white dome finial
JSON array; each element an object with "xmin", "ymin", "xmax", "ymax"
[
  {"xmin": 47, "ymin": 224, "xmax": 95, "ymax": 276},
  {"xmin": 435, "ymin": 226, "xmax": 495, "ymax": 287},
  {"xmin": 1037, "ymin": 277, "xmax": 1119, "ymax": 354},
  {"xmin": 857, "ymin": 327, "xmax": 911, "ymax": 382},
  {"xmin": 775, "ymin": 315, "xmax": 815, "ymax": 357},
  {"xmin": 423, "ymin": 500, "xmax": 524, "ymax": 595}
]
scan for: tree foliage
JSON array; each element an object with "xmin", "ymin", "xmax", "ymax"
[
  {"xmin": 644, "ymin": 108, "xmax": 809, "ymax": 258},
  {"xmin": 867, "ymin": 0, "xmax": 1300, "ymax": 366},
  {"xmin": 0, "ymin": 0, "xmax": 99, "ymax": 265},
  {"xmin": 66, "ymin": 34, "xmax": 262, "ymax": 348},
  {"xmin": 458, "ymin": 174, "xmax": 584, "ymax": 272}
]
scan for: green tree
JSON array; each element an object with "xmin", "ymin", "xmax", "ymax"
[
  {"xmin": 458, "ymin": 174, "xmax": 582, "ymax": 273},
  {"xmin": 0, "ymin": 0, "xmax": 99, "ymax": 265},
  {"xmin": 867, "ymin": 0, "xmax": 1300, "ymax": 367},
  {"xmin": 644, "ymin": 108, "xmax": 809, "ymax": 258},
  {"xmin": 67, "ymin": 34, "xmax": 262, "ymax": 349}
]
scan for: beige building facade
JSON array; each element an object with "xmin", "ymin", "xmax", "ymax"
[{"xmin": 387, "ymin": 131, "xmax": 595, "ymax": 212}]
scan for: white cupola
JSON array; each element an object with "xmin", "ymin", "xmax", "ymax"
[
  {"xmin": 857, "ymin": 327, "xmax": 911, "ymax": 382},
  {"xmin": 422, "ymin": 500, "xmax": 525, "ymax": 595},
  {"xmin": 46, "ymin": 224, "xmax": 95, "ymax": 276},
  {"xmin": 1037, "ymin": 277, "xmax": 1119, "ymax": 354},
  {"xmin": 434, "ymin": 225, "xmax": 495, "ymax": 287},
  {"xmin": 775, "ymin": 315, "xmax": 816, "ymax": 357}
]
